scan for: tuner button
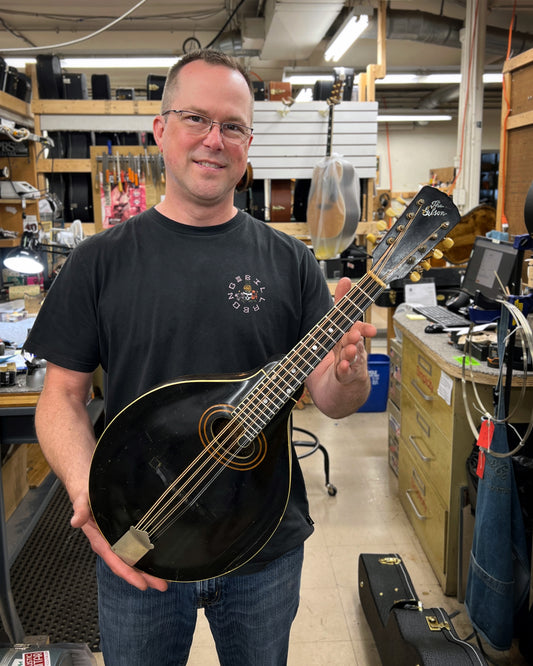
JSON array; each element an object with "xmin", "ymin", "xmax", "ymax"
[
  {"xmin": 440, "ymin": 237, "xmax": 454, "ymax": 249},
  {"xmin": 385, "ymin": 207, "xmax": 396, "ymax": 217},
  {"xmin": 410, "ymin": 271, "xmax": 422, "ymax": 283},
  {"xmin": 367, "ymin": 233, "xmax": 377, "ymax": 244},
  {"xmin": 420, "ymin": 260, "xmax": 431, "ymax": 271},
  {"xmin": 376, "ymin": 220, "xmax": 388, "ymax": 231},
  {"xmin": 432, "ymin": 248, "xmax": 443, "ymax": 260}
]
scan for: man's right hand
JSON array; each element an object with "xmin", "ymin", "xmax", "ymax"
[{"xmin": 71, "ymin": 493, "xmax": 169, "ymax": 592}]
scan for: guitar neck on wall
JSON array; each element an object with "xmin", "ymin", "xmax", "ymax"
[{"xmin": 325, "ymin": 75, "xmax": 345, "ymax": 157}]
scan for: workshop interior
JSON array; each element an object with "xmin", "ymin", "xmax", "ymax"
[{"xmin": 1, "ymin": 1, "xmax": 533, "ymax": 664}]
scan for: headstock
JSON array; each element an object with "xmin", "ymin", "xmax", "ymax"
[
  {"xmin": 327, "ymin": 73, "xmax": 345, "ymax": 107},
  {"xmin": 370, "ymin": 186, "xmax": 461, "ymax": 284}
]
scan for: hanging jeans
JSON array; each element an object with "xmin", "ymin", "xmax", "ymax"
[{"xmin": 465, "ymin": 308, "xmax": 531, "ymax": 650}]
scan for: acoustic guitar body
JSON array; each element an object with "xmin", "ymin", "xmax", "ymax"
[
  {"xmin": 444, "ymin": 204, "xmax": 496, "ymax": 264},
  {"xmin": 89, "ymin": 367, "xmax": 295, "ymax": 582},
  {"xmin": 307, "ymin": 160, "xmax": 360, "ymax": 260}
]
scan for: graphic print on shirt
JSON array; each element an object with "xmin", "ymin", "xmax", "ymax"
[{"xmin": 227, "ymin": 274, "xmax": 266, "ymax": 313}]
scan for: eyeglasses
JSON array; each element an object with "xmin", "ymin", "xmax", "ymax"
[{"xmin": 161, "ymin": 109, "xmax": 253, "ymax": 145}]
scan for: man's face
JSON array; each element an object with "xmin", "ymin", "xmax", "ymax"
[{"xmin": 153, "ymin": 60, "xmax": 253, "ymax": 212}]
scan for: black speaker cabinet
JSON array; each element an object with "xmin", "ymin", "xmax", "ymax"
[
  {"xmin": 252, "ymin": 80, "xmax": 266, "ymax": 101},
  {"xmin": 147, "ymin": 74, "xmax": 166, "ymax": 100},
  {"xmin": 36, "ymin": 55, "xmax": 65, "ymax": 99},
  {"xmin": 63, "ymin": 73, "xmax": 88, "ymax": 100},
  {"xmin": 116, "ymin": 88, "xmax": 135, "ymax": 100},
  {"xmin": 91, "ymin": 74, "xmax": 111, "ymax": 100}
]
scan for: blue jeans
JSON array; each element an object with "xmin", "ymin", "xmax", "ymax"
[
  {"xmin": 97, "ymin": 544, "xmax": 304, "ymax": 665},
  {"xmin": 465, "ymin": 307, "xmax": 530, "ymax": 650}
]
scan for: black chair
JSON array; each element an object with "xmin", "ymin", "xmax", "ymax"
[{"xmin": 293, "ymin": 422, "xmax": 337, "ymax": 496}]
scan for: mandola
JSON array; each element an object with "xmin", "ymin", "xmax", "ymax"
[{"xmin": 89, "ymin": 186, "xmax": 461, "ymax": 582}]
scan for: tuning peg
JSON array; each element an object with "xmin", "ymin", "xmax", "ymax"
[
  {"xmin": 385, "ymin": 207, "xmax": 396, "ymax": 218},
  {"xmin": 420, "ymin": 260, "xmax": 431, "ymax": 271},
  {"xmin": 409, "ymin": 271, "xmax": 422, "ymax": 282},
  {"xmin": 376, "ymin": 220, "xmax": 388, "ymax": 231},
  {"xmin": 439, "ymin": 237, "xmax": 454, "ymax": 250},
  {"xmin": 432, "ymin": 248, "xmax": 444, "ymax": 260}
]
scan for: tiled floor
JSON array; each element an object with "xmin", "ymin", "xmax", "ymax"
[{"xmin": 93, "ymin": 333, "xmax": 530, "ymax": 665}]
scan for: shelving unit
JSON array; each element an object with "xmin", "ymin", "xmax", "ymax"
[{"xmin": 0, "ymin": 89, "xmax": 41, "ymax": 246}]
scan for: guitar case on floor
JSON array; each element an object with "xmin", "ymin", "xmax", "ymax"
[{"xmin": 358, "ymin": 553, "xmax": 487, "ymax": 666}]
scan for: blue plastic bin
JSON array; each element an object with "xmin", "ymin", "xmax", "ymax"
[{"xmin": 358, "ymin": 353, "xmax": 390, "ymax": 413}]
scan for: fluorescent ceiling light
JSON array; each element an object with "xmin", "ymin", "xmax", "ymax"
[
  {"xmin": 5, "ymin": 57, "xmax": 177, "ymax": 70},
  {"xmin": 324, "ymin": 14, "xmax": 369, "ymax": 63},
  {"xmin": 378, "ymin": 114, "xmax": 452, "ymax": 122},
  {"xmin": 61, "ymin": 57, "xmax": 177, "ymax": 69},
  {"xmin": 284, "ymin": 74, "xmax": 334, "ymax": 85},
  {"xmin": 377, "ymin": 73, "xmax": 502, "ymax": 85},
  {"xmin": 5, "ymin": 58, "xmax": 36, "ymax": 68},
  {"xmin": 483, "ymin": 73, "xmax": 503, "ymax": 83}
]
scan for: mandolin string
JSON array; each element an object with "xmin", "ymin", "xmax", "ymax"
[
  {"xmin": 138, "ymin": 274, "xmax": 389, "ymax": 539},
  {"xmin": 137, "ymin": 244, "xmax": 407, "ymax": 538},
  {"xmin": 137, "ymin": 281, "xmax": 382, "ymax": 536},
  {"xmin": 135, "ymin": 275, "xmax": 386, "ymax": 538},
  {"xmin": 137, "ymin": 217, "xmax": 448, "ymax": 539}
]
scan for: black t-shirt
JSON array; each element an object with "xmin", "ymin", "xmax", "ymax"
[{"xmin": 25, "ymin": 207, "xmax": 333, "ymax": 572}]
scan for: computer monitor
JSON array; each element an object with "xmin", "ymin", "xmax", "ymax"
[{"xmin": 461, "ymin": 236, "xmax": 518, "ymax": 301}]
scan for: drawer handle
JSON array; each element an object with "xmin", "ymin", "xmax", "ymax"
[
  {"xmin": 405, "ymin": 489, "xmax": 427, "ymax": 521},
  {"xmin": 410, "ymin": 379, "xmax": 434, "ymax": 402},
  {"xmin": 408, "ymin": 435, "xmax": 434, "ymax": 463}
]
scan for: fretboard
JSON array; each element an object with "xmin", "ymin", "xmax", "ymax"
[{"xmin": 232, "ymin": 271, "xmax": 384, "ymax": 438}]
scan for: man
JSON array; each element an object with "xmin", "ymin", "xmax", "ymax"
[{"xmin": 24, "ymin": 50, "xmax": 375, "ymax": 665}]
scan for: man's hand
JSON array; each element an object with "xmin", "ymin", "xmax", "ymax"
[
  {"xmin": 332, "ymin": 277, "xmax": 376, "ymax": 384},
  {"xmin": 71, "ymin": 493, "xmax": 168, "ymax": 592}
]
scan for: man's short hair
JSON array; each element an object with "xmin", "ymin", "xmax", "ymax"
[{"xmin": 161, "ymin": 49, "xmax": 254, "ymax": 114}]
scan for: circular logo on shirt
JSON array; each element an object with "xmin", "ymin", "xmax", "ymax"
[{"xmin": 227, "ymin": 274, "xmax": 266, "ymax": 314}]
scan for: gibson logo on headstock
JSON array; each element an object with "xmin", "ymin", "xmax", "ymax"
[{"xmin": 422, "ymin": 200, "xmax": 448, "ymax": 217}]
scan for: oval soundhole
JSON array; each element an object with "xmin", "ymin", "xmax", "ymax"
[{"xmin": 198, "ymin": 404, "xmax": 267, "ymax": 471}]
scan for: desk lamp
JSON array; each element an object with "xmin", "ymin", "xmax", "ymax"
[{"xmin": 3, "ymin": 231, "xmax": 72, "ymax": 275}]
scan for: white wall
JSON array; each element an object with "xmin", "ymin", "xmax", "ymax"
[{"xmin": 375, "ymin": 109, "xmax": 502, "ymax": 193}]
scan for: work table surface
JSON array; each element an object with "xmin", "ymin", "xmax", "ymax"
[{"xmin": 394, "ymin": 314, "xmax": 533, "ymax": 387}]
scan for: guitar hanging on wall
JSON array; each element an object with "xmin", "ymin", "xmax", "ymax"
[
  {"xmin": 89, "ymin": 186, "xmax": 460, "ymax": 582},
  {"xmin": 306, "ymin": 73, "xmax": 361, "ymax": 259}
]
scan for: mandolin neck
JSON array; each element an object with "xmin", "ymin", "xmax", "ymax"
[{"xmin": 232, "ymin": 271, "xmax": 384, "ymax": 436}]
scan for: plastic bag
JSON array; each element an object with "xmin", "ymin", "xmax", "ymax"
[{"xmin": 306, "ymin": 153, "xmax": 361, "ymax": 260}]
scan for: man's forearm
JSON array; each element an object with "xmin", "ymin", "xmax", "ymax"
[{"xmin": 35, "ymin": 367, "xmax": 96, "ymax": 502}]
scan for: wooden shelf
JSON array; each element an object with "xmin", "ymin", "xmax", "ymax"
[
  {"xmin": 32, "ymin": 99, "xmax": 161, "ymax": 115},
  {"xmin": 37, "ymin": 158, "xmax": 92, "ymax": 173},
  {"xmin": 0, "ymin": 198, "xmax": 39, "ymax": 205},
  {"xmin": 0, "ymin": 238, "xmax": 21, "ymax": 248},
  {"xmin": 0, "ymin": 91, "xmax": 33, "ymax": 126}
]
